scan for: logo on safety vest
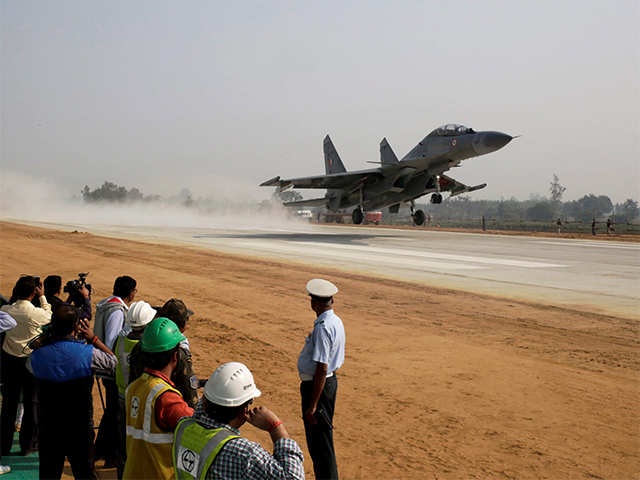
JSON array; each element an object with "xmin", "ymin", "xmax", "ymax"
[
  {"xmin": 178, "ymin": 447, "xmax": 199, "ymax": 474},
  {"xmin": 130, "ymin": 396, "xmax": 140, "ymax": 419}
]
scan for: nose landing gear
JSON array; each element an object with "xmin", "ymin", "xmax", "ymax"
[
  {"xmin": 352, "ymin": 207, "xmax": 364, "ymax": 225},
  {"xmin": 409, "ymin": 201, "xmax": 426, "ymax": 226}
]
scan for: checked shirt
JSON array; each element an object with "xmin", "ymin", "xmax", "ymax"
[{"xmin": 192, "ymin": 402, "xmax": 305, "ymax": 480}]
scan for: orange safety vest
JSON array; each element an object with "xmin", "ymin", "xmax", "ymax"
[{"xmin": 123, "ymin": 372, "xmax": 182, "ymax": 480}]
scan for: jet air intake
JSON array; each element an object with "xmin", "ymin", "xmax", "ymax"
[{"xmin": 390, "ymin": 167, "xmax": 416, "ymax": 192}]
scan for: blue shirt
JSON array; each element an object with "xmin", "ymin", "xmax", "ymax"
[
  {"xmin": 30, "ymin": 340, "xmax": 93, "ymax": 382},
  {"xmin": 104, "ymin": 309, "xmax": 124, "ymax": 350},
  {"xmin": 297, "ymin": 309, "xmax": 345, "ymax": 377}
]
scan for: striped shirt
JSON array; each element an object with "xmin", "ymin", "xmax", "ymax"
[{"xmin": 192, "ymin": 401, "xmax": 305, "ymax": 480}]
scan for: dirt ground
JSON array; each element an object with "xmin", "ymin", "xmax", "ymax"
[{"xmin": 1, "ymin": 221, "xmax": 638, "ymax": 479}]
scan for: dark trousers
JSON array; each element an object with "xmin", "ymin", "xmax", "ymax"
[
  {"xmin": 0, "ymin": 351, "xmax": 37, "ymax": 455},
  {"xmin": 301, "ymin": 375, "xmax": 338, "ymax": 480},
  {"xmin": 95, "ymin": 378, "xmax": 123, "ymax": 468},
  {"xmin": 39, "ymin": 416, "xmax": 97, "ymax": 480},
  {"xmin": 38, "ymin": 376, "xmax": 97, "ymax": 480},
  {"xmin": 116, "ymin": 397, "xmax": 126, "ymax": 479}
]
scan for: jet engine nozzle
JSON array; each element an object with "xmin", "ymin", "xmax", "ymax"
[{"xmin": 472, "ymin": 132, "xmax": 513, "ymax": 155}]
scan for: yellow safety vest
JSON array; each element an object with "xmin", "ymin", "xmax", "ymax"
[
  {"xmin": 115, "ymin": 335, "xmax": 139, "ymax": 397},
  {"xmin": 173, "ymin": 417, "xmax": 238, "ymax": 480},
  {"xmin": 123, "ymin": 373, "xmax": 182, "ymax": 480}
]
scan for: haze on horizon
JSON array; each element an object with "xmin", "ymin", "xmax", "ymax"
[{"xmin": 1, "ymin": 0, "xmax": 638, "ymax": 205}]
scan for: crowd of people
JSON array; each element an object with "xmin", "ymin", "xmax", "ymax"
[{"xmin": 0, "ymin": 273, "xmax": 345, "ymax": 480}]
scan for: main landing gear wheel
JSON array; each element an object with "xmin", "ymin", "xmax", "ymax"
[
  {"xmin": 412, "ymin": 209, "xmax": 426, "ymax": 226},
  {"xmin": 352, "ymin": 207, "xmax": 364, "ymax": 225},
  {"xmin": 430, "ymin": 193, "xmax": 443, "ymax": 204}
]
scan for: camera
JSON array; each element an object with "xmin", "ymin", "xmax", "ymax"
[{"xmin": 64, "ymin": 272, "xmax": 92, "ymax": 297}]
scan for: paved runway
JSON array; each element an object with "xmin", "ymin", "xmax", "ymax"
[{"xmin": 18, "ymin": 220, "xmax": 640, "ymax": 318}]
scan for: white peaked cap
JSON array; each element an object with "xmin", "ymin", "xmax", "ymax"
[{"xmin": 306, "ymin": 278, "xmax": 338, "ymax": 298}]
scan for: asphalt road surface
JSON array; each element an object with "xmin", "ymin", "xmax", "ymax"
[{"xmin": 18, "ymin": 220, "xmax": 640, "ymax": 318}]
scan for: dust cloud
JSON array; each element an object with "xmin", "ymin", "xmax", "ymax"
[{"xmin": 0, "ymin": 171, "xmax": 312, "ymax": 231}]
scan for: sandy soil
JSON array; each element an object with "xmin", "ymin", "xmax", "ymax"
[{"xmin": 1, "ymin": 221, "xmax": 638, "ymax": 479}]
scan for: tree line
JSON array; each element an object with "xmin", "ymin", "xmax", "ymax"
[
  {"xmin": 419, "ymin": 175, "xmax": 637, "ymax": 223},
  {"xmin": 81, "ymin": 178, "xmax": 639, "ymax": 223}
]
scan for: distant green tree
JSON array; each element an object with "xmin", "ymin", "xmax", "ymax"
[
  {"xmin": 617, "ymin": 198, "xmax": 639, "ymax": 222},
  {"xmin": 178, "ymin": 188, "xmax": 194, "ymax": 207},
  {"xmin": 496, "ymin": 198, "xmax": 524, "ymax": 221},
  {"xmin": 526, "ymin": 202, "xmax": 555, "ymax": 221},
  {"xmin": 549, "ymin": 174, "xmax": 566, "ymax": 203},
  {"xmin": 82, "ymin": 181, "xmax": 150, "ymax": 203},
  {"xmin": 564, "ymin": 194, "xmax": 613, "ymax": 222}
]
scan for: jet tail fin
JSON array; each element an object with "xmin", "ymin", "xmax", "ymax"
[
  {"xmin": 380, "ymin": 138, "xmax": 399, "ymax": 165},
  {"xmin": 323, "ymin": 135, "xmax": 347, "ymax": 175}
]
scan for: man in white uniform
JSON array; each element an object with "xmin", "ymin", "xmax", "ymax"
[{"xmin": 297, "ymin": 278, "xmax": 345, "ymax": 480}]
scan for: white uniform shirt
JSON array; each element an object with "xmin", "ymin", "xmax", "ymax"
[{"xmin": 297, "ymin": 309, "xmax": 345, "ymax": 378}]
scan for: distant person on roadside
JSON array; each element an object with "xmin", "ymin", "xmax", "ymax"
[
  {"xmin": 173, "ymin": 362, "xmax": 304, "ymax": 479},
  {"xmin": 94, "ymin": 275, "xmax": 137, "ymax": 469},
  {"xmin": 298, "ymin": 278, "xmax": 345, "ymax": 480},
  {"xmin": 0, "ymin": 311, "xmax": 17, "ymax": 475},
  {"xmin": 556, "ymin": 218, "xmax": 562, "ymax": 234},
  {"xmin": 123, "ymin": 317, "xmax": 193, "ymax": 480},
  {"xmin": 128, "ymin": 298, "xmax": 199, "ymax": 407},
  {"xmin": 113, "ymin": 301, "xmax": 156, "ymax": 479},
  {"xmin": 29, "ymin": 304, "xmax": 116, "ymax": 480},
  {"xmin": 606, "ymin": 217, "xmax": 614, "ymax": 234},
  {"xmin": 592, "ymin": 218, "xmax": 597, "ymax": 236},
  {"xmin": 0, "ymin": 276, "xmax": 51, "ymax": 456}
]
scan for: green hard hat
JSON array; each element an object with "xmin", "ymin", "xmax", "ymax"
[{"xmin": 140, "ymin": 317, "xmax": 186, "ymax": 353}]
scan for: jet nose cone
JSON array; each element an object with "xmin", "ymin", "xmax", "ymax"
[{"xmin": 473, "ymin": 132, "xmax": 513, "ymax": 155}]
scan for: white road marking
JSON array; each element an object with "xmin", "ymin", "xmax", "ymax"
[
  {"xmin": 233, "ymin": 240, "xmax": 566, "ymax": 270},
  {"xmin": 533, "ymin": 240, "xmax": 640, "ymax": 250},
  {"xmin": 234, "ymin": 241, "xmax": 482, "ymax": 271},
  {"xmin": 290, "ymin": 241, "xmax": 567, "ymax": 268}
]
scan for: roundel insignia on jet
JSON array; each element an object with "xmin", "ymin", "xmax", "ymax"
[{"xmin": 451, "ymin": 139, "xmax": 457, "ymax": 146}]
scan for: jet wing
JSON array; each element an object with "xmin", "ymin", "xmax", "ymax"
[
  {"xmin": 260, "ymin": 168, "xmax": 383, "ymax": 190},
  {"xmin": 283, "ymin": 198, "xmax": 328, "ymax": 207},
  {"xmin": 440, "ymin": 174, "xmax": 487, "ymax": 197}
]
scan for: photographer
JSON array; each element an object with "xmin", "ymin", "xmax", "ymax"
[
  {"xmin": 29, "ymin": 304, "xmax": 115, "ymax": 479},
  {"xmin": 45, "ymin": 274, "xmax": 92, "ymax": 321},
  {"xmin": 63, "ymin": 273, "xmax": 92, "ymax": 322},
  {"xmin": 0, "ymin": 275, "xmax": 51, "ymax": 456}
]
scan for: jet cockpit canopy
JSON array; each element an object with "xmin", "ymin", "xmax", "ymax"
[{"xmin": 428, "ymin": 124, "xmax": 476, "ymax": 137}]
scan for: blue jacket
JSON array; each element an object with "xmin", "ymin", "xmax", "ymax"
[{"xmin": 31, "ymin": 339, "xmax": 93, "ymax": 382}]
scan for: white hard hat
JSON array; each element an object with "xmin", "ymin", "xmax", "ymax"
[
  {"xmin": 204, "ymin": 362, "xmax": 262, "ymax": 407},
  {"xmin": 306, "ymin": 278, "xmax": 338, "ymax": 298},
  {"xmin": 126, "ymin": 301, "xmax": 156, "ymax": 328}
]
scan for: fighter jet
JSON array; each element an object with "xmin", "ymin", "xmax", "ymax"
[{"xmin": 260, "ymin": 124, "xmax": 514, "ymax": 225}]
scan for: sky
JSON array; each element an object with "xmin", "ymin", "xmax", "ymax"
[{"xmin": 1, "ymin": 0, "xmax": 639, "ymax": 204}]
